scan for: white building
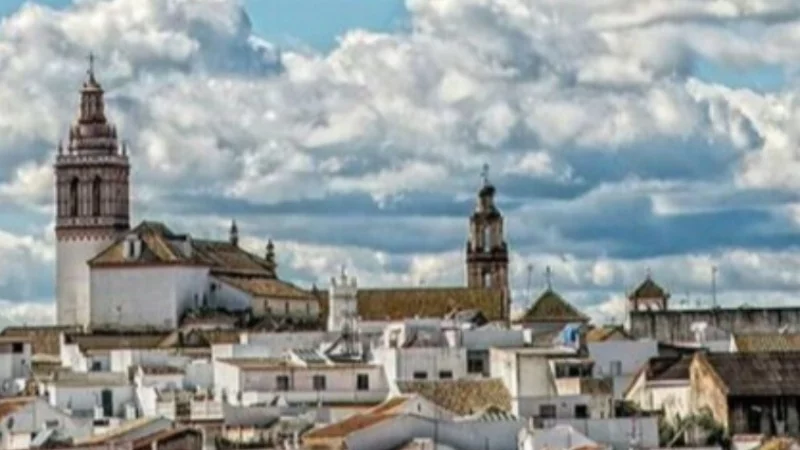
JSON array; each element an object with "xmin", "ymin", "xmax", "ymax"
[
  {"xmin": 0, "ymin": 397, "xmax": 93, "ymax": 450},
  {"xmin": 42, "ymin": 371, "xmax": 135, "ymax": 421},
  {"xmin": 0, "ymin": 337, "xmax": 31, "ymax": 397},
  {"xmin": 214, "ymin": 350, "xmax": 390, "ymax": 407},
  {"xmin": 623, "ymin": 355, "xmax": 692, "ymax": 425}
]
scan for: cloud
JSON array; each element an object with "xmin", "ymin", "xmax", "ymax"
[{"xmin": 1, "ymin": 0, "xmax": 800, "ymax": 325}]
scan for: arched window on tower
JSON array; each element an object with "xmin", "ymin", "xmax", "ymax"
[
  {"xmin": 92, "ymin": 176, "xmax": 102, "ymax": 217},
  {"xmin": 483, "ymin": 226, "xmax": 491, "ymax": 253},
  {"xmin": 483, "ymin": 270, "xmax": 492, "ymax": 288},
  {"xmin": 69, "ymin": 178, "xmax": 79, "ymax": 217}
]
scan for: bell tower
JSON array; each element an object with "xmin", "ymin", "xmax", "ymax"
[
  {"xmin": 55, "ymin": 54, "xmax": 131, "ymax": 326},
  {"xmin": 466, "ymin": 165, "xmax": 508, "ymax": 290}
]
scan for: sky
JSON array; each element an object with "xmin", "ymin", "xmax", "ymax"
[{"xmin": 2, "ymin": 0, "xmax": 800, "ymax": 327}]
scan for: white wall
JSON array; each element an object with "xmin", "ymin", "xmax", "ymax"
[
  {"xmin": 587, "ymin": 340, "xmax": 658, "ymax": 378},
  {"xmin": 376, "ymin": 347, "xmax": 467, "ymax": 381},
  {"xmin": 48, "ymin": 384, "xmax": 134, "ymax": 418},
  {"xmin": 57, "ymin": 236, "xmax": 115, "ymax": 326},
  {"xmin": 0, "ymin": 341, "xmax": 31, "ymax": 383},
  {"xmin": 0, "ymin": 399, "xmax": 93, "ymax": 449},
  {"xmin": 208, "ymin": 275, "xmax": 252, "ymax": 311},
  {"xmin": 540, "ymin": 417, "xmax": 659, "ymax": 450},
  {"xmin": 241, "ymin": 331, "xmax": 329, "ymax": 348},
  {"xmin": 185, "ymin": 360, "xmax": 214, "ymax": 389},
  {"xmin": 90, "ymin": 266, "xmax": 208, "ymax": 328}
]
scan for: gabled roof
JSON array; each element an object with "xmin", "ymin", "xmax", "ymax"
[
  {"xmin": 517, "ymin": 289, "xmax": 588, "ymax": 323},
  {"xmin": 697, "ymin": 352, "xmax": 800, "ymax": 396},
  {"xmin": 0, "ymin": 325, "xmax": 81, "ymax": 355},
  {"xmin": 629, "ymin": 277, "xmax": 669, "ymax": 300},
  {"xmin": 585, "ymin": 326, "xmax": 633, "ymax": 342},
  {"xmin": 395, "ymin": 379, "xmax": 511, "ymax": 415},
  {"xmin": 316, "ymin": 287, "xmax": 505, "ymax": 322},
  {"xmin": 216, "ymin": 275, "xmax": 313, "ymax": 300},
  {"xmin": 89, "ymin": 221, "xmax": 276, "ymax": 277}
]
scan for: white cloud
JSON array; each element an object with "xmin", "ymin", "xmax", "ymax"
[{"xmin": 2, "ymin": 0, "xmax": 800, "ymax": 326}]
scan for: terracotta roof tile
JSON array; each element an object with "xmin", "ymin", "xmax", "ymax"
[
  {"xmin": 303, "ymin": 412, "xmax": 396, "ymax": 439},
  {"xmin": 217, "ymin": 275, "xmax": 313, "ymax": 300},
  {"xmin": 647, "ymin": 356, "xmax": 692, "ymax": 381},
  {"xmin": 132, "ymin": 427, "xmax": 200, "ymax": 449},
  {"xmin": 0, "ymin": 325, "xmax": 81, "ymax": 355},
  {"xmin": 734, "ymin": 333, "xmax": 800, "ymax": 352},
  {"xmin": 579, "ymin": 377, "xmax": 613, "ymax": 396},
  {"xmin": 316, "ymin": 287, "xmax": 505, "ymax": 322},
  {"xmin": 89, "ymin": 221, "xmax": 277, "ymax": 278},
  {"xmin": 585, "ymin": 326, "xmax": 633, "ymax": 343},
  {"xmin": 65, "ymin": 331, "xmax": 169, "ymax": 352},
  {"xmin": 699, "ymin": 352, "xmax": 800, "ymax": 396},
  {"xmin": 0, "ymin": 397, "xmax": 33, "ymax": 420},
  {"xmin": 395, "ymin": 379, "xmax": 511, "ymax": 415},
  {"xmin": 629, "ymin": 277, "xmax": 669, "ymax": 300},
  {"xmin": 518, "ymin": 289, "xmax": 588, "ymax": 323}
]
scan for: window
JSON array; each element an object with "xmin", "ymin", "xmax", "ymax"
[
  {"xmin": 69, "ymin": 178, "xmax": 79, "ymax": 217},
  {"xmin": 11, "ymin": 342, "xmax": 22, "ymax": 354},
  {"xmin": 483, "ymin": 271, "xmax": 492, "ymax": 287},
  {"xmin": 438, "ymin": 370, "xmax": 453, "ymax": 380},
  {"xmin": 91, "ymin": 361, "xmax": 102, "ymax": 372},
  {"xmin": 91, "ymin": 176, "xmax": 102, "ymax": 217},
  {"xmin": 276, "ymin": 375, "xmax": 289, "ymax": 391},
  {"xmin": 483, "ymin": 227, "xmax": 491, "ymax": 252},
  {"xmin": 45, "ymin": 420, "xmax": 59, "ymax": 429},
  {"xmin": 356, "ymin": 374, "xmax": 369, "ymax": 391},
  {"xmin": 467, "ymin": 351, "xmax": 485, "ymax": 375},
  {"xmin": 313, "ymin": 375, "xmax": 326, "ymax": 391},
  {"xmin": 609, "ymin": 360, "xmax": 622, "ymax": 376},
  {"xmin": 574, "ymin": 405, "xmax": 588, "ymax": 418},
  {"xmin": 539, "ymin": 404, "xmax": 556, "ymax": 418},
  {"xmin": 306, "ymin": 302, "xmax": 311, "ymax": 316},
  {"xmin": 284, "ymin": 302, "xmax": 290, "ymax": 316},
  {"xmin": 413, "ymin": 371, "xmax": 427, "ymax": 380}
]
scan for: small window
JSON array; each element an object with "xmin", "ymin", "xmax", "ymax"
[
  {"xmin": 11, "ymin": 342, "xmax": 22, "ymax": 354},
  {"xmin": 356, "ymin": 374, "xmax": 369, "ymax": 391},
  {"xmin": 413, "ymin": 371, "xmax": 427, "ymax": 380},
  {"xmin": 91, "ymin": 361, "xmax": 102, "ymax": 372},
  {"xmin": 284, "ymin": 302, "xmax": 290, "ymax": 316},
  {"xmin": 438, "ymin": 370, "xmax": 453, "ymax": 379},
  {"xmin": 575, "ymin": 404, "xmax": 588, "ymax": 418},
  {"xmin": 610, "ymin": 360, "xmax": 622, "ymax": 376},
  {"xmin": 45, "ymin": 420, "xmax": 59, "ymax": 429},
  {"xmin": 313, "ymin": 375, "xmax": 326, "ymax": 391},
  {"xmin": 276, "ymin": 375, "xmax": 289, "ymax": 391},
  {"xmin": 539, "ymin": 404, "xmax": 556, "ymax": 418},
  {"xmin": 467, "ymin": 351, "xmax": 485, "ymax": 374}
]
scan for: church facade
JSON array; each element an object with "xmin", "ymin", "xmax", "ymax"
[{"xmin": 53, "ymin": 61, "xmax": 511, "ymax": 330}]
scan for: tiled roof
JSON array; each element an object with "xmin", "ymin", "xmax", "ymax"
[
  {"xmin": 51, "ymin": 371, "xmax": 129, "ymax": 388},
  {"xmin": 217, "ymin": 275, "xmax": 313, "ymax": 300},
  {"xmin": 579, "ymin": 377, "xmax": 613, "ymax": 396},
  {"xmin": 648, "ymin": 356, "xmax": 692, "ymax": 381},
  {"xmin": 585, "ymin": 326, "xmax": 632, "ymax": 342},
  {"xmin": 395, "ymin": 379, "xmax": 511, "ymax": 415},
  {"xmin": 89, "ymin": 221, "xmax": 276, "ymax": 277},
  {"xmin": 316, "ymin": 287, "xmax": 505, "ymax": 322},
  {"xmin": 218, "ymin": 357, "xmax": 376, "ymax": 371},
  {"xmin": 733, "ymin": 333, "xmax": 800, "ymax": 353},
  {"xmin": 65, "ymin": 331, "xmax": 169, "ymax": 352},
  {"xmin": 629, "ymin": 277, "xmax": 669, "ymax": 299},
  {"xmin": 0, "ymin": 325, "xmax": 81, "ymax": 355},
  {"xmin": 131, "ymin": 427, "xmax": 200, "ymax": 450},
  {"xmin": 698, "ymin": 352, "xmax": 800, "ymax": 396},
  {"xmin": 0, "ymin": 397, "xmax": 33, "ymax": 420},
  {"xmin": 77, "ymin": 417, "xmax": 167, "ymax": 445},
  {"xmin": 518, "ymin": 289, "xmax": 588, "ymax": 323},
  {"xmin": 303, "ymin": 412, "xmax": 396, "ymax": 439}
]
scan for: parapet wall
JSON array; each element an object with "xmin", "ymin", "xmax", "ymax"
[{"xmin": 629, "ymin": 307, "xmax": 800, "ymax": 341}]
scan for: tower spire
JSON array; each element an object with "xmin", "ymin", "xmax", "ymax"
[
  {"xmin": 229, "ymin": 220, "xmax": 239, "ymax": 246},
  {"xmin": 545, "ymin": 266, "xmax": 552, "ymax": 290},
  {"xmin": 87, "ymin": 52, "xmax": 96, "ymax": 83},
  {"xmin": 481, "ymin": 163, "xmax": 490, "ymax": 186}
]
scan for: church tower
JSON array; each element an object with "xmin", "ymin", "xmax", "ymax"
[
  {"xmin": 55, "ymin": 55, "xmax": 130, "ymax": 326},
  {"xmin": 466, "ymin": 166, "xmax": 509, "ymax": 290}
]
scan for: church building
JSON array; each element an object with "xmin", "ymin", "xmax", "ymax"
[{"xmin": 54, "ymin": 59, "xmax": 316, "ymax": 329}]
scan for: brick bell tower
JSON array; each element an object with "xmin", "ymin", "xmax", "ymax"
[
  {"xmin": 55, "ymin": 55, "xmax": 130, "ymax": 326},
  {"xmin": 466, "ymin": 165, "xmax": 509, "ymax": 291}
]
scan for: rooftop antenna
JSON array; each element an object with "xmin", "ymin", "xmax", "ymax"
[
  {"xmin": 481, "ymin": 163, "xmax": 490, "ymax": 186},
  {"xmin": 711, "ymin": 266, "xmax": 718, "ymax": 309},
  {"xmin": 526, "ymin": 264, "xmax": 534, "ymax": 299},
  {"xmin": 545, "ymin": 265, "xmax": 552, "ymax": 290},
  {"xmin": 87, "ymin": 52, "xmax": 95, "ymax": 79}
]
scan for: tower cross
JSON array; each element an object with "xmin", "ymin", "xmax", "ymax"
[
  {"xmin": 545, "ymin": 265, "xmax": 552, "ymax": 290},
  {"xmin": 481, "ymin": 163, "xmax": 490, "ymax": 186},
  {"xmin": 88, "ymin": 52, "xmax": 95, "ymax": 78}
]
